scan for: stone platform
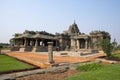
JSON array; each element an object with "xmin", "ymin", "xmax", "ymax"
[{"xmin": 6, "ymin": 51, "xmax": 105, "ymax": 68}]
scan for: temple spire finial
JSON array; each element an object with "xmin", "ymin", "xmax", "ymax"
[{"xmin": 74, "ymin": 20, "xmax": 76, "ymax": 24}]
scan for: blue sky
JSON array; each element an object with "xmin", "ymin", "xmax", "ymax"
[{"xmin": 0, "ymin": 0, "xmax": 120, "ymax": 44}]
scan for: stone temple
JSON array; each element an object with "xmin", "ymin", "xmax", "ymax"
[{"xmin": 10, "ymin": 22, "xmax": 110, "ymax": 52}]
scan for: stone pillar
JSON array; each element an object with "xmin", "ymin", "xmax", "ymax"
[
  {"xmin": 48, "ymin": 42, "xmax": 54, "ymax": 63},
  {"xmin": 35, "ymin": 39, "xmax": 38, "ymax": 47},
  {"xmin": 56, "ymin": 40, "xmax": 58, "ymax": 47},
  {"xmin": 39, "ymin": 39, "xmax": 44, "ymax": 46},
  {"xmin": 88, "ymin": 41, "xmax": 91, "ymax": 49},
  {"xmin": 59, "ymin": 39, "xmax": 62, "ymax": 47},
  {"xmin": 70, "ymin": 39, "xmax": 73, "ymax": 47},
  {"xmin": 85, "ymin": 39, "xmax": 88, "ymax": 49},
  {"xmin": 77, "ymin": 40, "xmax": 80, "ymax": 49},
  {"xmin": 42, "ymin": 39, "xmax": 45, "ymax": 46},
  {"xmin": 24, "ymin": 38, "xmax": 27, "ymax": 47},
  {"xmin": 14, "ymin": 39, "xmax": 16, "ymax": 45},
  {"xmin": 75, "ymin": 39, "xmax": 77, "ymax": 49},
  {"xmin": 79, "ymin": 40, "xmax": 81, "ymax": 49}
]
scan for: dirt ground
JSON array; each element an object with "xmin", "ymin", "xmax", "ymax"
[{"xmin": 16, "ymin": 69, "xmax": 78, "ymax": 80}]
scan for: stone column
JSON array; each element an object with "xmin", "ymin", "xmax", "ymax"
[
  {"xmin": 24, "ymin": 38, "xmax": 27, "ymax": 47},
  {"xmin": 59, "ymin": 39, "xmax": 63, "ymax": 50},
  {"xmin": 79, "ymin": 40, "xmax": 81, "ymax": 49},
  {"xmin": 85, "ymin": 39, "xmax": 88, "ymax": 49},
  {"xmin": 48, "ymin": 42, "xmax": 54, "ymax": 63},
  {"xmin": 88, "ymin": 41, "xmax": 91, "ymax": 49},
  {"xmin": 14, "ymin": 39, "xmax": 16, "ymax": 45},
  {"xmin": 40, "ymin": 39, "xmax": 43, "ymax": 46},
  {"xmin": 77, "ymin": 39, "xmax": 80, "ymax": 49},
  {"xmin": 56, "ymin": 40, "xmax": 58, "ymax": 47},
  {"xmin": 35, "ymin": 39, "xmax": 38, "ymax": 47},
  {"xmin": 70, "ymin": 39, "xmax": 73, "ymax": 47},
  {"xmin": 75, "ymin": 39, "xmax": 77, "ymax": 49}
]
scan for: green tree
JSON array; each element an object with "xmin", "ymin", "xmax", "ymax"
[
  {"xmin": 111, "ymin": 39, "xmax": 117, "ymax": 52},
  {"xmin": 101, "ymin": 38, "xmax": 113, "ymax": 58},
  {"xmin": 116, "ymin": 45, "xmax": 120, "ymax": 50},
  {"xmin": 0, "ymin": 43, "xmax": 3, "ymax": 54},
  {"xmin": 13, "ymin": 33, "xmax": 22, "ymax": 37},
  {"xmin": 9, "ymin": 39, "xmax": 14, "ymax": 45}
]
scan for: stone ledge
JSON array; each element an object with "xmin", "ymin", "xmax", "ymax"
[
  {"xmin": 60, "ymin": 53, "xmax": 68, "ymax": 55},
  {"xmin": 96, "ymin": 58, "xmax": 118, "ymax": 64},
  {"xmin": 0, "ymin": 66, "xmax": 69, "ymax": 80},
  {"xmin": 0, "ymin": 61, "xmax": 102, "ymax": 80}
]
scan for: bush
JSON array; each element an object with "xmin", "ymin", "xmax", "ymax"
[
  {"xmin": 0, "ymin": 43, "xmax": 3, "ymax": 54},
  {"xmin": 110, "ymin": 53, "xmax": 120, "ymax": 60},
  {"xmin": 100, "ymin": 38, "xmax": 113, "ymax": 58},
  {"xmin": 77, "ymin": 62, "xmax": 102, "ymax": 72}
]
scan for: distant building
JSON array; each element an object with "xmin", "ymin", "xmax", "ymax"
[
  {"xmin": 0, "ymin": 43, "xmax": 10, "ymax": 48},
  {"xmin": 10, "ymin": 22, "xmax": 110, "ymax": 52}
]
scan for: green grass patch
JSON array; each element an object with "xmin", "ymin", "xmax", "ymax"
[
  {"xmin": 114, "ymin": 50, "xmax": 120, "ymax": 54},
  {"xmin": 112, "ymin": 53, "xmax": 120, "ymax": 59},
  {"xmin": 109, "ymin": 51, "xmax": 120, "ymax": 60},
  {"xmin": 65, "ymin": 64, "xmax": 120, "ymax": 80},
  {"xmin": 77, "ymin": 62, "xmax": 102, "ymax": 72},
  {"xmin": 0, "ymin": 54, "xmax": 34, "ymax": 73}
]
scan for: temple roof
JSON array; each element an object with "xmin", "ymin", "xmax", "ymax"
[
  {"xmin": 32, "ymin": 33, "xmax": 55, "ymax": 39},
  {"xmin": 13, "ymin": 30, "xmax": 55, "ymax": 40},
  {"xmin": 68, "ymin": 22, "xmax": 81, "ymax": 35}
]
